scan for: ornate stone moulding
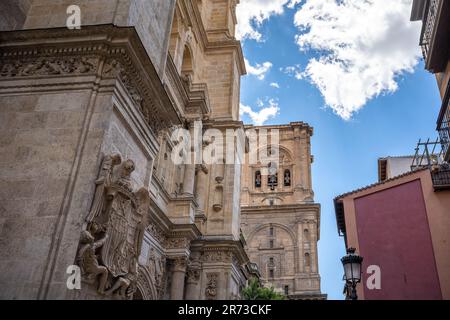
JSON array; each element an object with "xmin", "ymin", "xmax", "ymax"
[
  {"xmin": 165, "ymin": 237, "xmax": 191, "ymax": 250},
  {"xmin": 192, "ymin": 239, "xmax": 250, "ymax": 267},
  {"xmin": 0, "ymin": 25, "xmax": 182, "ymax": 134},
  {"xmin": 202, "ymin": 250, "xmax": 234, "ymax": 263},
  {"xmin": 146, "ymin": 222, "xmax": 167, "ymax": 245},
  {"xmin": 186, "ymin": 268, "xmax": 201, "ymax": 284}
]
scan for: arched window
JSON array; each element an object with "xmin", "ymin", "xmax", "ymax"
[
  {"xmin": 284, "ymin": 169, "xmax": 291, "ymax": 187},
  {"xmin": 267, "ymin": 162, "xmax": 278, "ymax": 190},
  {"xmin": 255, "ymin": 170, "xmax": 262, "ymax": 188}
]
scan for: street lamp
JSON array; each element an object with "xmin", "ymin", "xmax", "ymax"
[{"xmin": 341, "ymin": 248, "xmax": 363, "ymax": 300}]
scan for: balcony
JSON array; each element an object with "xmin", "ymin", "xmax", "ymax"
[
  {"xmin": 420, "ymin": 0, "xmax": 439, "ymax": 62},
  {"xmin": 412, "ymin": 138, "xmax": 450, "ymax": 190},
  {"xmin": 437, "ymin": 82, "xmax": 450, "ymax": 161},
  {"xmin": 418, "ymin": 0, "xmax": 450, "ymax": 73},
  {"xmin": 431, "ymin": 164, "xmax": 450, "ymax": 190}
]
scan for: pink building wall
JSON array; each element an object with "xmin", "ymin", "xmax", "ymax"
[
  {"xmin": 354, "ymin": 179, "xmax": 442, "ymax": 300},
  {"xmin": 339, "ymin": 169, "xmax": 450, "ymax": 300}
]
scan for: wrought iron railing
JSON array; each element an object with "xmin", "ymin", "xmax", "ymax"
[
  {"xmin": 420, "ymin": 0, "xmax": 441, "ymax": 62},
  {"xmin": 431, "ymin": 164, "xmax": 450, "ymax": 190},
  {"xmin": 411, "ymin": 138, "xmax": 450, "ymax": 190},
  {"xmin": 437, "ymin": 84, "xmax": 450, "ymax": 160},
  {"xmin": 438, "ymin": 119, "xmax": 450, "ymax": 158}
]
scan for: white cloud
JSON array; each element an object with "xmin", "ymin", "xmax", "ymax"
[
  {"xmin": 240, "ymin": 99, "xmax": 280, "ymax": 125},
  {"xmin": 236, "ymin": 0, "xmax": 301, "ymax": 41},
  {"xmin": 245, "ymin": 58, "xmax": 273, "ymax": 80},
  {"xmin": 281, "ymin": 64, "xmax": 304, "ymax": 79},
  {"xmin": 293, "ymin": 0, "xmax": 422, "ymax": 120},
  {"xmin": 270, "ymin": 82, "xmax": 280, "ymax": 88}
]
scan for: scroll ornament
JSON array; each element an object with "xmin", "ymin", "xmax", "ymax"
[{"xmin": 205, "ymin": 273, "xmax": 219, "ymax": 300}]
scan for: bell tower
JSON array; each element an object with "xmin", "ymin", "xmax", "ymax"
[{"xmin": 240, "ymin": 122, "xmax": 326, "ymax": 300}]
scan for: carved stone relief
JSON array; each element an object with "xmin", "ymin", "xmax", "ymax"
[
  {"xmin": 147, "ymin": 223, "xmax": 166, "ymax": 244},
  {"xmin": 171, "ymin": 256, "xmax": 188, "ymax": 272},
  {"xmin": 165, "ymin": 237, "xmax": 190, "ymax": 250},
  {"xmin": 0, "ymin": 56, "xmax": 98, "ymax": 77},
  {"xmin": 147, "ymin": 247, "xmax": 166, "ymax": 297},
  {"xmin": 186, "ymin": 268, "xmax": 200, "ymax": 283},
  {"xmin": 205, "ymin": 273, "xmax": 219, "ymax": 300},
  {"xmin": 76, "ymin": 154, "xmax": 151, "ymax": 300},
  {"xmin": 203, "ymin": 250, "xmax": 233, "ymax": 263}
]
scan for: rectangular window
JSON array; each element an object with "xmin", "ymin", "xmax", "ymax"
[
  {"xmin": 269, "ymin": 269, "xmax": 274, "ymax": 278},
  {"xmin": 284, "ymin": 286, "xmax": 289, "ymax": 295},
  {"xmin": 269, "ymin": 240, "xmax": 274, "ymax": 248}
]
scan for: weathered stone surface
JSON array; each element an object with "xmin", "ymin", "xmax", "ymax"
[
  {"xmin": 0, "ymin": 0, "xmax": 322, "ymax": 301},
  {"xmin": 241, "ymin": 123, "xmax": 326, "ymax": 300},
  {"xmin": 0, "ymin": 0, "xmax": 30, "ymax": 31}
]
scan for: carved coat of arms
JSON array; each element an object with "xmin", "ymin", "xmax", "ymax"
[{"xmin": 76, "ymin": 154, "xmax": 150, "ymax": 299}]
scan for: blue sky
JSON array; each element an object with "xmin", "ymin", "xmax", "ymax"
[{"xmin": 237, "ymin": 1, "xmax": 442, "ymax": 300}]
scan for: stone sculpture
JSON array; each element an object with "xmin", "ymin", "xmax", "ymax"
[{"xmin": 76, "ymin": 154, "xmax": 151, "ymax": 299}]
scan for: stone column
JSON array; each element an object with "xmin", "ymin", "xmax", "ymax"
[
  {"xmin": 292, "ymin": 127, "xmax": 304, "ymax": 200},
  {"xmin": 184, "ymin": 268, "xmax": 201, "ymax": 300},
  {"xmin": 195, "ymin": 164, "xmax": 209, "ymax": 211},
  {"xmin": 183, "ymin": 121, "xmax": 201, "ymax": 196},
  {"xmin": 310, "ymin": 220, "xmax": 318, "ymax": 274},
  {"xmin": 183, "ymin": 163, "xmax": 196, "ymax": 197},
  {"xmin": 170, "ymin": 257, "xmax": 187, "ymax": 300},
  {"xmin": 297, "ymin": 221, "xmax": 305, "ymax": 273},
  {"xmin": 306, "ymin": 137, "xmax": 314, "ymax": 199}
]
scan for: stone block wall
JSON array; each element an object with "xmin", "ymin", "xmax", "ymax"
[
  {"xmin": 0, "ymin": 0, "xmax": 31, "ymax": 31},
  {"xmin": 0, "ymin": 89, "xmax": 109, "ymax": 299},
  {"xmin": 0, "ymin": 0, "xmax": 253, "ymax": 300},
  {"xmin": 241, "ymin": 206, "xmax": 322, "ymax": 298}
]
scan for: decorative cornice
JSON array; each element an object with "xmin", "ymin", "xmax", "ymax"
[
  {"xmin": 169, "ymin": 223, "xmax": 202, "ymax": 241},
  {"xmin": 202, "ymin": 250, "xmax": 233, "ymax": 263},
  {"xmin": 0, "ymin": 25, "xmax": 182, "ymax": 134},
  {"xmin": 0, "ymin": 56, "xmax": 98, "ymax": 77},
  {"xmin": 192, "ymin": 239, "xmax": 250, "ymax": 266},
  {"xmin": 241, "ymin": 203, "xmax": 321, "ymax": 213}
]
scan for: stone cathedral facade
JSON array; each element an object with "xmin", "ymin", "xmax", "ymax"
[
  {"xmin": 241, "ymin": 123, "xmax": 326, "ymax": 300},
  {"xmin": 0, "ymin": 0, "xmax": 324, "ymax": 300}
]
